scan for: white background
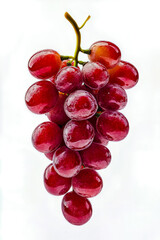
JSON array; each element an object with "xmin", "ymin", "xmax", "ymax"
[{"xmin": 0, "ymin": 0, "xmax": 160, "ymax": 239}]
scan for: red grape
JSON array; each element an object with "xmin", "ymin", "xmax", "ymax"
[
  {"xmin": 44, "ymin": 151, "xmax": 55, "ymax": 160},
  {"xmin": 46, "ymin": 93, "xmax": 69, "ymax": 125},
  {"xmin": 80, "ymin": 142, "xmax": 111, "ymax": 170},
  {"xmin": 28, "ymin": 49, "xmax": 61, "ymax": 79},
  {"xmin": 53, "ymin": 146, "xmax": 82, "ymax": 178},
  {"xmin": 49, "ymin": 60, "xmax": 75, "ymax": 84},
  {"xmin": 64, "ymin": 90, "xmax": 98, "ymax": 120},
  {"xmin": 72, "ymin": 168, "xmax": 103, "ymax": 198},
  {"xmin": 82, "ymin": 62, "xmax": 109, "ymax": 90},
  {"xmin": 63, "ymin": 120, "xmax": 95, "ymax": 151},
  {"xmin": 89, "ymin": 116, "xmax": 109, "ymax": 146},
  {"xmin": 96, "ymin": 111, "xmax": 129, "ymax": 141},
  {"xmin": 25, "ymin": 80, "xmax": 58, "ymax": 114},
  {"xmin": 97, "ymin": 83, "xmax": 127, "ymax": 111},
  {"xmin": 44, "ymin": 164, "xmax": 71, "ymax": 195},
  {"xmin": 55, "ymin": 66, "xmax": 83, "ymax": 93},
  {"xmin": 78, "ymin": 84, "xmax": 98, "ymax": 99},
  {"xmin": 108, "ymin": 60, "xmax": 139, "ymax": 89},
  {"xmin": 61, "ymin": 59, "xmax": 75, "ymax": 68},
  {"xmin": 32, "ymin": 122, "xmax": 62, "ymax": 153},
  {"xmin": 62, "ymin": 191, "xmax": 92, "ymax": 225},
  {"xmin": 88, "ymin": 41, "xmax": 121, "ymax": 69}
]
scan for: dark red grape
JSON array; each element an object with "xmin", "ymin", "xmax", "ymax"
[
  {"xmin": 108, "ymin": 60, "xmax": 139, "ymax": 89},
  {"xmin": 89, "ymin": 116, "xmax": 109, "ymax": 146},
  {"xmin": 82, "ymin": 62, "xmax": 109, "ymax": 90},
  {"xmin": 46, "ymin": 93, "xmax": 69, "ymax": 125},
  {"xmin": 55, "ymin": 66, "xmax": 83, "ymax": 93},
  {"xmin": 44, "ymin": 164, "xmax": 71, "ymax": 195},
  {"xmin": 25, "ymin": 80, "xmax": 58, "ymax": 114},
  {"xmin": 97, "ymin": 83, "xmax": 127, "ymax": 111},
  {"xmin": 62, "ymin": 191, "xmax": 92, "ymax": 225},
  {"xmin": 63, "ymin": 120, "xmax": 95, "ymax": 151},
  {"xmin": 53, "ymin": 146, "xmax": 82, "ymax": 178},
  {"xmin": 80, "ymin": 142, "xmax": 111, "ymax": 170},
  {"xmin": 64, "ymin": 90, "xmax": 98, "ymax": 120},
  {"xmin": 88, "ymin": 41, "xmax": 121, "ymax": 69},
  {"xmin": 49, "ymin": 60, "xmax": 75, "ymax": 84},
  {"xmin": 96, "ymin": 111, "xmax": 129, "ymax": 141},
  {"xmin": 32, "ymin": 122, "xmax": 62, "ymax": 153},
  {"xmin": 44, "ymin": 151, "xmax": 55, "ymax": 160},
  {"xmin": 72, "ymin": 168, "xmax": 103, "ymax": 198},
  {"xmin": 28, "ymin": 49, "xmax": 61, "ymax": 79}
]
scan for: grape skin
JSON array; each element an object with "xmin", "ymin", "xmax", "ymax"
[
  {"xmin": 53, "ymin": 145, "xmax": 82, "ymax": 178},
  {"xmin": 44, "ymin": 164, "xmax": 71, "ymax": 196},
  {"xmin": 96, "ymin": 110, "xmax": 129, "ymax": 141},
  {"xmin": 32, "ymin": 121, "xmax": 62, "ymax": 153},
  {"xmin": 62, "ymin": 191, "xmax": 92, "ymax": 225},
  {"xmin": 63, "ymin": 120, "xmax": 95, "ymax": 151},
  {"xmin": 82, "ymin": 62, "xmax": 109, "ymax": 90},
  {"xmin": 97, "ymin": 83, "xmax": 127, "ymax": 111},
  {"xmin": 25, "ymin": 80, "xmax": 58, "ymax": 114},
  {"xmin": 28, "ymin": 49, "xmax": 61, "ymax": 79},
  {"xmin": 72, "ymin": 168, "xmax": 103, "ymax": 198},
  {"xmin": 64, "ymin": 90, "xmax": 98, "ymax": 121}
]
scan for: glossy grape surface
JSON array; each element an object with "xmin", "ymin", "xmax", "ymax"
[
  {"xmin": 25, "ymin": 80, "xmax": 58, "ymax": 114},
  {"xmin": 64, "ymin": 90, "xmax": 98, "ymax": 120},
  {"xmin": 82, "ymin": 62, "xmax": 109, "ymax": 90},
  {"xmin": 108, "ymin": 60, "xmax": 139, "ymax": 89},
  {"xmin": 88, "ymin": 41, "xmax": 121, "ymax": 69},
  {"xmin": 97, "ymin": 83, "xmax": 127, "ymax": 111},
  {"xmin": 89, "ymin": 116, "xmax": 109, "ymax": 146},
  {"xmin": 44, "ymin": 164, "xmax": 71, "ymax": 195},
  {"xmin": 46, "ymin": 93, "xmax": 69, "ymax": 125},
  {"xmin": 53, "ymin": 146, "xmax": 82, "ymax": 178},
  {"xmin": 96, "ymin": 111, "xmax": 129, "ymax": 141},
  {"xmin": 49, "ymin": 60, "xmax": 75, "ymax": 83},
  {"xmin": 63, "ymin": 120, "xmax": 95, "ymax": 151},
  {"xmin": 62, "ymin": 191, "xmax": 92, "ymax": 225},
  {"xmin": 55, "ymin": 66, "xmax": 83, "ymax": 93},
  {"xmin": 72, "ymin": 168, "xmax": 103, "ymax": 198},
  {"xmin": 28, "ymin": 49, "xmax": 61, "ymax": 79},
  {"xmin": 32, "ymin": 122, "xmax": 62, "ymax": 153},
  {"xmin": 80, "ymin": 142, "xmax": 111, "ymax": 170},
  {"xmin": 44, "ymin": 151, "xmax": 55, "ymax": 160}
]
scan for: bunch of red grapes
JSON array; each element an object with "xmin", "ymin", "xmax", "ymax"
[{"xmin": 25, "ymin": 12, "xmax": 139, "ymax": 225}]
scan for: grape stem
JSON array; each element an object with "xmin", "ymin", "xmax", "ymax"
[
  {"xmin": 64, "ymin": 12, "xmax": 91, "ymax": 67},
  {"xmin": 95, "ymin": 111, "xmax": 102, "ymax": 117}
]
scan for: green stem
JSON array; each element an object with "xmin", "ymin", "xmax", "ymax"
[
  {"xmin": 64, "ymin": 12, "xmax": 81, "ymax": 67},
  {"xmin": 79, "ymin": 15, "xmax": 91, "ymax": 29},
  {"xmin": 95, "ymin": 111, "xmax": 102, "ymax": 117},
  {"xmin": 80, "ymin": 48, "xmax": 91, "ymax": 54},
  {"xmin": 60, "ymin": 55, "xmax": 74, "ymax": 60},
  {"xmin": 78, "ymin": 60, "xmax": 88, "ymax": 66},
  {"xmin": 64, "ymin": 12, "xmax": 91, "ymax": 67}
]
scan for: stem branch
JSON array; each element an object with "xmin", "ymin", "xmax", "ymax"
[
  {"xmin": 64, "ymin": 12, "xmax": 91, "ymax": 67},
  {"xmin": 64, "ymin": 12, "xmax": 81, "ymax": 67}
]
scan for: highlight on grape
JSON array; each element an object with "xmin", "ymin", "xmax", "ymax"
[{"xmin": 25, "ymin": 12, "xmax": 139, "ymax": 226}]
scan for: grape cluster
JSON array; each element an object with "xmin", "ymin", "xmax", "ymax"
[{"xmin": 25, "ymin": 12, "xmax": 139, "ymax": 226}]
